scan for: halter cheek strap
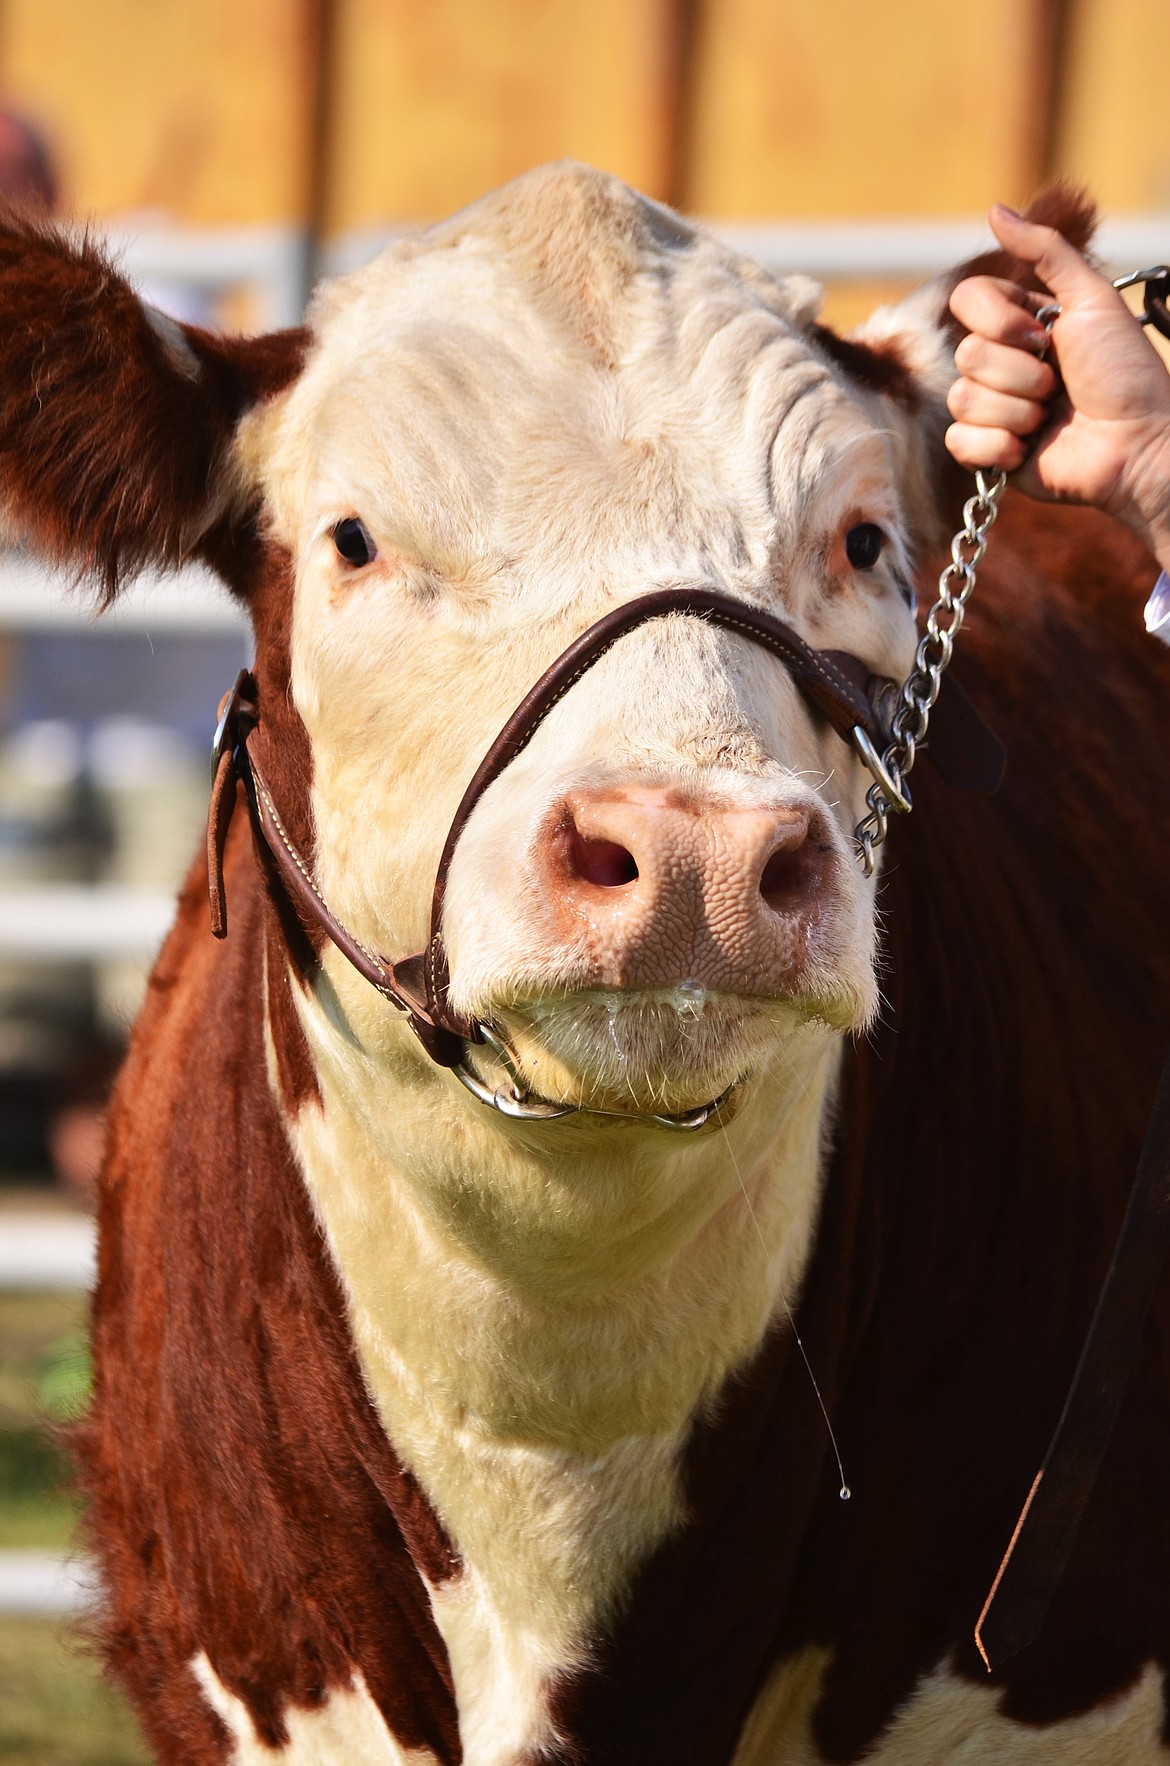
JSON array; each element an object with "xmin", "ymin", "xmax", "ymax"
[
  {"xmin": 207, "ymin": 679, "xmax": 463, "ymax": 1064},
  {"xmin": 206, "ymin": 586, "xmax": 1005, "ymax": 1068}
]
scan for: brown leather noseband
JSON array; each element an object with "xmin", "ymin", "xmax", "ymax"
[{"xmin": 207, "ymin": 585, "xmax": 999, "ymax": 1074}]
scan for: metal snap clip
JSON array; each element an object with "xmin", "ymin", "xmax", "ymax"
[{"xmin": 1113, "ymin": 266, "xmax": 1170, "ymax": 341}]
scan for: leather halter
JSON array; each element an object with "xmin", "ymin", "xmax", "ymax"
[{"xmin": 207, "ymin": 585, "xmax": 1001, "ymax": 1072}]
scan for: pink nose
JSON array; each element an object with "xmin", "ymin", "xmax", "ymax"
[{"xmin": 544, "ymin": 786, "xmax": 837, "ymax": 994}]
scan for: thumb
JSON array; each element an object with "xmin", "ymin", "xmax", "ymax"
[{"xmin": 987, "ymin": 203, "xmax": 1116, "ymax": 311}]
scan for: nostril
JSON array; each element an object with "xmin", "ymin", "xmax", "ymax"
[
  {"xmin": 569, "ymin": 830, "xmax": 639, "ymax": 888},
  {"xmin": 760, "ymin": 838, "xmax": 821, "ymax": 911}
]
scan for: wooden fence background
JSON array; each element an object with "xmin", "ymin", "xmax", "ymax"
[{"xmin": 1, "ymin": 0, "xmax": 1165, "ymax": 235}]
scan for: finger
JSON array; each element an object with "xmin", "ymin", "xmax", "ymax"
[
  {"xmin": 946, "ymin": 377, "xmax": 1048, "ymax": 437},
  {"xmin": 944, "ymin": 420, "xmax": 1028, "ymax": 474},
  {"xmin": 987, "ymin": 204, "xmax": 1121, "ymax": 313},
  {"xmin": 949, "ymin": 276, "xmax": 1051, "ymax": 351},
  {"xmin": 953, "ymin": 333, "xmax": 1057, "ymax": 400}
]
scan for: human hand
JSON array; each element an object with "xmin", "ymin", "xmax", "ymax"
[{"xmin": 946, "ymin": 204, "xmax": 1170, "ymax": 565}]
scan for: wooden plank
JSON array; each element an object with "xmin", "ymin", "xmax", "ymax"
[
  {"xmin": 321, "ymin": 0, "xmax": 677, "ymax": 232},
  {"xmin": 1053, "ymin": 0, "xmax": 1170, "ymax": 211},
  {"xmin": 0, "ymin": 0, "xmax": 311, "ymax": 223},
  {"xmin": 818, "ymin": 277, "xmax": 918, "ymax": 335},
  {"xmin": 682, "ymin": 0, "xmax": 1054, "ymax": 218}
]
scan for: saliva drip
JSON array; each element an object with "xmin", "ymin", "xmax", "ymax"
[{"xmin": 671, "ymin": 979, "xmax": 707, "ymax": 1019}]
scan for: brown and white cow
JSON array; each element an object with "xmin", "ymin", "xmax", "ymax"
[{"xmin": 3, "ymin": 165, "xmax": 1170, "ymax": 1764}]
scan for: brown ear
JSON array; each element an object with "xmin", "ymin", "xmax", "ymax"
[
  {"xmin": 0, "ymin": 204, "xmax": 307, "ymax": 605},
  {"xmin": 945, "ymin": 183, "xmax": 1098, "ymax": 317},
  {"xmin": 820, "ymin": 183, "xmax": 1098, "ymax": 389}
]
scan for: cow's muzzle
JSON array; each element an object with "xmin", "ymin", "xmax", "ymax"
[{"xmin": 206, "ymin": 584, "xmax": 999, "ymax": 1129}]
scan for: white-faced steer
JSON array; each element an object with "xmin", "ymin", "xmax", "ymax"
[{"xmin": 3, "ymin": 165, "xmax": 1170, "ymax": 1764}]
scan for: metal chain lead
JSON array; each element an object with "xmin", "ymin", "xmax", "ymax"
[
  {"xmin": 852, "ymin": 467, "xmax": 1007, "ymax": 875},
  {"xmin": 852, "ymin": 294, "xmax": 1072, "ymax": 877}
]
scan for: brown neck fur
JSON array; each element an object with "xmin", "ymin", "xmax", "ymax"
[{"xmin": 75, "ymin": 781, "xmax": 461, "ymax": 1764}]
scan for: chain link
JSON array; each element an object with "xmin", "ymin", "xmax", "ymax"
[
  {"xmin": 852, "ymin": 467, "xmax": 1007, "ymax": 876},
  {"xmin": 848, "ymin": 290, "xmax": 1087, "ymax": 876}
]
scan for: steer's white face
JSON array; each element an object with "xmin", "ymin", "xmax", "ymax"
[{"xmin": 243, "ymin": 162, "xmax": 943, "ymax": 1127}]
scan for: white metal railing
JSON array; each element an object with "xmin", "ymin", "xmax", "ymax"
[
  {"xmin": 0, "ymin": 551, "xmax": 247, "ymax": 633},
  {"xmin": 0, "ymin": 885, "xmax": 175, "ymax": 960},
  {"xmin": 87, "ymin": 211, "xmax": 1170, "ymax": 318},
  {"xmin": 0, "ymin": 1208, "xmax": 97, "ymax": 1617},
  {"xmin": 324, "ymin": 213, "xmax": 1170, "ymax": 283},
  {"xmin": 0, "ymin": 1221, "xmax": 97, "ymax": 1616},
  {"xmin": 711, "ymin": 214, "xmax": 1170, "ymax": 280},
  {"xmin": 0, "ymin": 1549, "xmax": 97, "ymax": 1615},
  {"xmin": 0, "ymin": 1214, "xmax": 97, "ymax": 1287},
  {"xmin": 102, "ymin": 215, "xmax": 306, "ymax": 330}
]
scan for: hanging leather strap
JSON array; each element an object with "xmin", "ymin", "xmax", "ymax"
[{"xmin": 208, "ymin": 670, "xmax": 464, "ymax": 1063}]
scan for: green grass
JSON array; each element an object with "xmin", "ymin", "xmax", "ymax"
[
  {"xmin": 0, "ymin": 1618, "xmax": 149, "ymax": 1766},
  {"xmin": 0, "ymin": 1292, "xmax": 91, "ymax": 1552},
  {"xmin": 0, "ymin": 1292, "xmax": 91, "ymax": 1427},
  {"xmin": 0, "ymin": 1290, "xmax": 147, "ymax": 1760},
  {"xmin": 0, "ymin": 1491, "xmax": 78, "ymax": 1550}
]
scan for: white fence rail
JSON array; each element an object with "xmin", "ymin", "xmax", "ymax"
[
  {"xmin": 0, "ymin": 1550, "xmax": 97, "ymax": 1616},
  {"xmin": 0, "ymin": 553, "xmax": 247, "ymax": 634},
  {"xmin": 37, "ymin": 210, "xmax": 1170, "ymax": 333},
  {"xmin": 324, "ymin": 213, "xmax": 1170, "ymax": 282},
  {"xmin": 0, "ymin": 886, "xmax": 175, "ymax": 961},
  {"xmin": 0, "ymin": 1214, "xmax": 97, "ymax": 1289},
  {"xmin": 0, "ymin": 1219, "xmax": 98, "ymax": 1616}
]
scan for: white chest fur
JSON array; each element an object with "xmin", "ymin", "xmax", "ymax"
[
  {"xmin": 284, "ymin": 977, "xmax": 840, "ymax": 1764},
  {"xmin": 734, "ymin": 1652, "xmax": 1170, "ymax": 1765}
]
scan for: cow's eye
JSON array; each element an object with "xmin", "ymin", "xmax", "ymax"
[
  {"xmin": 845, "ymin": 523, "xmax": 884, "ymax": 570},
  {"xmin": 333, "ymin": 517, "xmax": 376, "ymax": 567}
]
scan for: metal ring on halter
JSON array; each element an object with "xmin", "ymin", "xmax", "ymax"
[
  {"xmin": 452, "ymin": 1020, "xmax": 736, "ymax": 1130},
  {"xmin": 453, "ymin": 1023, "xmax": 577, "ymax": 1119},
  {"xmin": 852, "ymin": 725, "xmax": 913, "ymax": 814},
  {"xmin": 640, "ymin": 1092, "xmax": 735, "ymax": 1131}
]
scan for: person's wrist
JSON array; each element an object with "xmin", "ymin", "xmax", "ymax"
[{"xmin": 1116, "ymin": 423, "xmax": 1170, "ymax": 563}]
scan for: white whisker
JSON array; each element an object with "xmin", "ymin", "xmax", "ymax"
[{"xmin": 717, "ymin": 1117, "xmax": 851, "ymax": 1503}]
